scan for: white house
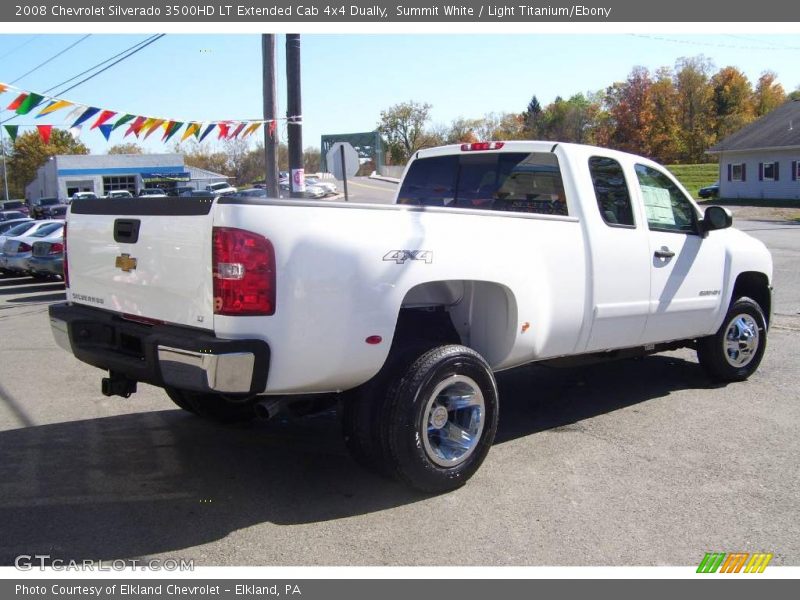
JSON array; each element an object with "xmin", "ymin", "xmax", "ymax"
[{"xmin": 706, "ymin": 99, "xmax": 800, "ymax": 200}]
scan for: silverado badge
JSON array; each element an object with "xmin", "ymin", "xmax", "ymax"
[{"xmin": 115, "ymin": 253, "xmax": 138, "ymax": 272}]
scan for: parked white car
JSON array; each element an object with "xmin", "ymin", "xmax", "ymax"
[
  {"xmin": 205, "ymin": 181, "xmax": 238, "ymax": 196},
  {"xmin": 52, "ymin": 141, "xmax": 772, "ymax": 493},
  {"xmin": 2, "ymin": 220, "xmax": 64, "ymax": 275}
]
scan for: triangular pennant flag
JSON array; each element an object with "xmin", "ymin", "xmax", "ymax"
[
  {"xmin": 198, "ymin": 123, "xmax": 216, "ymax": 142},
  {"xmin": 112, "ymin": 114, "xmax": 135, "ymax": 131},
  {"xmin": 243, "ymin": 122, "xmax": 262, "ymax": 138},
  {"xmin": 230, "ymin": 122, "xmax": 247, "ymax": 138},
  {"xmin": 162, "ymin": 121, "xmax": 183, "ymax": 143},
  {"xmin": 37, "ymin": 99, "xmax": 73, "ymax": 118},
  {"xmin": 124, "ymin": 116, "xmax": 147, "ymax": 138},
  {"xmin": 69, "ymin": 126, "xmax": 82, "ymax": 140},
  {"xmin": 16, "ymin": 92, "xmax": 44, "ymax": 115},
  {"xmin": 98, "ymin": 124, "xmax": 113, "ymax": 141},
  {"xmin": 180, "ymin": 122, "xmax": 200, "ymax": 142},
  {"xmin": 64, "ymin": 104, "xmax": 85, "ymax": 124},
  {"xmin": 37, "ymin": 125, "xmax": 52, "ymax": 145},
  {"xmin": 217, "ymin": 122, "xmax": 231, "ymax": 140},
  {"xmin": 143, "ymin": 119, "xmax": 165, "ymax": 139},
  {"xmin": 0, "ymin": 83, "xmax": 8, "ymax": 95},
  {"xmin": 7, "ymin": 92, "xmax": 27, "ymax": 111},
  {"xmin": 4, "ymin": 125, "xmax": 19, "ymax": 142},
  {"xmin": 91, "ymin": 109, "xmax": 116, "ymax": 129},
  {"xmin": 268, "ymin": 120, "xmax": 276, "ymax": 137},
  {"xmin": 71, "ymin": 107, "xmax": 100, "ymax": 129}
]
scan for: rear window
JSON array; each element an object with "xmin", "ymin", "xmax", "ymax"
[
  {"xmin": 398, "ymin": 152, "xmax": 568, "ymax": 216},
  {"xmin": 5, "ymin": 222, "xmax": 36, "ymax": 237},
  {"xmin": 40, "ymin": 198, "xmax": 60, "ymax": 206},
  {"xmin": 32, "ymin": 223, "xmax": 63, "ymax": 237}
]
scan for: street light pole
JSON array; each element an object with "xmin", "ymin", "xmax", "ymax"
[{"xmin": 0, "ymin": 125, "xmax": 9, "ymax": 201}]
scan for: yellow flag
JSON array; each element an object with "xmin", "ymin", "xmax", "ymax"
[
  {"xmin": 181, "ymin": 122, "xmax": 200, "ymax": 142},
  {"xmin": 37, "ymin": 99, "xmax": 74, "ymax": 118}
]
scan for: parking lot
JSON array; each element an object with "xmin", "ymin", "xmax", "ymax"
[{"xmin": 0, "ymin": 215, "xmax": 797, "ymax": 567}]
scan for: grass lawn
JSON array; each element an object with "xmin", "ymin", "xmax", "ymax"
[{"xmin": 666, "ymin": 164, "xmax": 719, "ymax": 199}]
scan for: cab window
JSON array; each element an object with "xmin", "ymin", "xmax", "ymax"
[
  {"xmin": 634, "ymin": 164, "xmax": 698, "ymax": 233},
  {"xmin": 397, "ymin": 152, "xmax": 568, "ymax": 216},
  {"xmin": 588, "ymin": 156, "xmax": 635, "ymax": 227}
]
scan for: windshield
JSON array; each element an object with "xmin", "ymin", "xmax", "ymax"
[{"xmin": 32, "ymin": 223, "xmax": 63, "ymax": 237}]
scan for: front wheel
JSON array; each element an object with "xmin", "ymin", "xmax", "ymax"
[{"xmin": 697, "ymin": 297, "xmax": 767, "ymax": 382}]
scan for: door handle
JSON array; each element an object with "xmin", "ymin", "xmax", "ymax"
[{"xmin": 654, "ymin": 247, "xmax": 675, "ymax": 259}]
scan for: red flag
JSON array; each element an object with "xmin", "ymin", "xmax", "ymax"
[
  {"xmin": 7, "ymin": 92, "xmax": 27, "ymax": 111},
  {"xmin": 124, "ymin": 116, "xmax": 147, "ymax": 138},
  {"xmin": 230, "ymin": 122, "xmax": 246, "ymax": 138},
  {"xmin": 268, "ymin": 120, "xmax": 276, "ymax": 137},
  {"xmin": 217, "ymin": 122, "xmax": 230, "ymax": 139},
  {"xmin": 37, "ymin": 125, "xmax": 52, "ymax": 145},
  {"xmin": 91, "ymin": 110, "xmax": 117, "ymax": 129}
]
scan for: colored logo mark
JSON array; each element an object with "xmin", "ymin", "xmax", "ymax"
[{"xmin": 697, "ymin": 552, "xmax": 773, "ymax": 573}]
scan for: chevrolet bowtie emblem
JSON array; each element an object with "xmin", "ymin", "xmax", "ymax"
[{"xmin": 115, "ymin": 253, "xmax": 138, "ymax": 272}]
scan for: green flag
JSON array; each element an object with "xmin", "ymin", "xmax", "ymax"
[
  {"xmin": 4, "ymin": 125, "xmax": 18, "ymax": 141},
  {"xmin": 16, "ymin": 92, "xmax": 44, "ymax": 115}
]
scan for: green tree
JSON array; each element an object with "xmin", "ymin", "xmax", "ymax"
[
  {"xmin": 378, "ymin": 101, "xmax": 432, "ymax": 163},
  {"xmin": 522, "ymin": 95, "xmax": 543, "ymax": 138},
  {"xmin": 180, "ymin": 140, "xmax": 230, "ymax": 176},
  {"xmin": 7, "ymin": 128, "xmax": 88, "ymax": 197},
  {"xmin": 649, "ymin": 67, "xmax": 681, "ymax": 163},
  {"xmin": 107, "ymin": 143, "xmax": 144, "ymax": 155}
]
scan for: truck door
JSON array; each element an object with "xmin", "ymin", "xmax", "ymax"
[
  {"xmin": 632, "ymin": 163, "xmax": 725, "ymax": 345},
  {"xmin": 584, "ymin": 156, "xmax": 652, "ymax": 352}
]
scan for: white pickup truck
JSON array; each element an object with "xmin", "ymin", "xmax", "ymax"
[{"xmin": 50, "ymin": 141, "xmax": 772, "ymax": 492}]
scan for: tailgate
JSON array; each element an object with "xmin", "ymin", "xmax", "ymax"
[{"xmin": 67, "ymin": 196, "xmax": 215, "ymax": 329}]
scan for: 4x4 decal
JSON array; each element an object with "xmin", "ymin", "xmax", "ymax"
[{"xmin": 382, "ymin": 250, "xmax": 434, "ymax": 264}]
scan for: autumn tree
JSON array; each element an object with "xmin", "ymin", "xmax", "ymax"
[
  {"xmin": 107, "ymin": 143, "xmax": 144, "ymax": 155},
  {"xmin": 179, "ymin": 140, "xmax": 230, "ymax": 176},
  {"xmin": 475, "ymin": 112, "xmax": 523, "ymax": 141},
  {"xmin": 649, "ymin": 67, "xmax": 681, "ymax": 162},
  {"xmin": 378, "ymin": 101, "xmax": 432, "ymax": 163},
  {"xmin": 753, "ymin": 71, "xmax": 786, "ymax": 116},
  {"xmin": 7, "ymin": 128, "xmax": 89, "ymax": 197},
  {"xmin": 303, "ymin": 147, "xmax": 321, "ymax": 173},
  {"xmin": 674, "ymin": 56, "xmax": 716, "ymax": 162},
  {"xmin": 606, "ymin": 66, "xmax": 655, "ymax": 155},
  {"xmin": 711, "ymin": 66, "xmax": 755, "ymax": 140}
]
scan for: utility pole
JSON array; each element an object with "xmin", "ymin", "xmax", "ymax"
[
  {"xmin": 286, "ymin": 34, "xmax": 303, "ymax": 199},
  {"xmin": 261, "ymin": 34, "xmax": 279, "ymax": 199},
  {"xmin": 0, "ymin": 125, "xmax": 9, "ymax": 202}
]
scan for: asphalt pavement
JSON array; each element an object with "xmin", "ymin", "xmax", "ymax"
[{"xmin": 0, "ymin": 213, "xmax": 797, "ymax": 567}]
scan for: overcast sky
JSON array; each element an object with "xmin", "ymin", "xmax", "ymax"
[{"xmin": 1, "ymin": 33, "xmax": 799, "ymax": 154}]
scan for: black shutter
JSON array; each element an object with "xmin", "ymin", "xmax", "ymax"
[
  {"xmin": 742, "ymin": 164, "xmax": 746, "ymax": 181},
  {"xmin": 727, "ymin": 164, "xmax": 732, "ymax": 181},
  {"xmin": 759, "ymin": 163, "xmax": 763, "ymax": 181},
  {"xmin": 792, "ymin": 161, "xmax": 797, "ymax": 181},
  {"xmin": 775, "ymin": 162, "xmax": 780, "ymax": 181}
]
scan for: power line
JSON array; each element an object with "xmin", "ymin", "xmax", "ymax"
[
  {"xmin": 44, "ymin": 34, "xmax": 163, "ymax": 95},
  {"xmin": 10, "ymin": 35, "xmax": 91, "ymax": 85},
  {"xmin": 0, "ymin": 35, "xmax": 40, "ymax": 61},
  {"xmin": 53, "ymin": 34, "xmax": 166, "ymax": 97}
]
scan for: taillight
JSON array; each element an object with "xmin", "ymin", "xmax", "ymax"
[
  {"xmin": 63, "ymin": 222, "xmax": 69, "ymax": 287},
  {"xmin": 49, "ymin": 242, "xmax": 64, "ymax": 255},
  {"xmin": 460, "ymin": 141, "xmax": 505, "ymax": 151},
  {"xmin": 212, "ymin": 227, "xmax": 275, "ymax": 316},
  {"xmin": 18, "ymin": 242, "xmax": 32, "ymax": 252}
]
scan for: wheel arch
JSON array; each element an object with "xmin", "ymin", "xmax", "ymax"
[
  {"xmin": 731, "ymin": 271, "xmax": 771, "ymax": 327},
  {"xmin": 393, "ymin": 279, "xmax": 519, "ymax": 368}
]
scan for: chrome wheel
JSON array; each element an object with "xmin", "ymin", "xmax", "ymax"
[
  {"xmin": 421, "ymin": 374, "xmax": 485, "ymax": 467},
  {"xmin": 724, "ymin": 313, "xmax": 760, "ymax": 368}
]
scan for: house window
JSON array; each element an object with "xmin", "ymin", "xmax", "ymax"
[
  {"xmin": 761, "ymin": 162, "xmax": 779, "ymax": 181},
  {"xmin": 731, "ymin": 163, "xmax": 744, "ymax": 181}
]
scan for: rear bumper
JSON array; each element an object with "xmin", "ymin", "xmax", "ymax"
[
  {"xmin": 49, "ymin": 302, "xmax": 270, "ymax": 395},
  {"xmin": 28, "ymin": 255, "xmax": 63, "ymax": 276}
]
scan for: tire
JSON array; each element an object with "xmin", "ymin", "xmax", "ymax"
[
  {"xmin": 697, "ymin": 296, "xmax": 767, "ymax": 382},
  {"xmin": 343, "ymin": 344, "xmax": 499, "ymax": 493},
  {"xmin": 165, "ymin": 387, "xmax": 255, "ymax": 423}
]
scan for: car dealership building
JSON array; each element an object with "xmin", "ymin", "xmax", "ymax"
[{"xmin": 25, "ymin": 153, "xmax": 229, "ymax": 199}]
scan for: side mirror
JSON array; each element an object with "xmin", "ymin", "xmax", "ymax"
[{"xmin": 701, "ymin": 205, "xmax": 732, "ymax": 233}]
